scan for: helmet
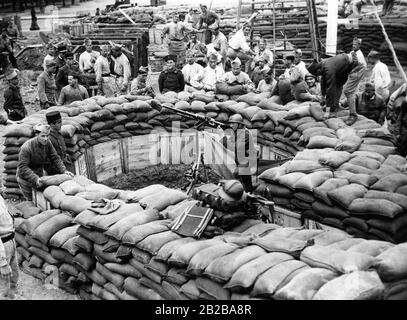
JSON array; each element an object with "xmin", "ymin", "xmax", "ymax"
[
  {"xmin": 228, "ymin": 114, "xmax": 245, "ymax": 126},
  {"xmin": 218, "ymin": 180, "xmax": 244, "ymax": 202}
]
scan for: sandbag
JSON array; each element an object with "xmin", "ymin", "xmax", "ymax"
[
  {"xmin": 348, "ymin": 156, "xmax": 381, "ymax": 170},
  {"xmin": 41, "ymin": 174, "xmax": 72, "ymax": 187},
  {"xmin": 122, "ymin": 220, "xmax": 171, "ymax": 246},
  {"xmin": 139, "ymin": 189, "xmax": 188, "ymax": 211},
  {"xmin": 311, "ymin": 229, "xmax": 352, "ymax": 246},
  {"xmin": 285, "ymin": 160, "xmax": 327, "ymax": 174},
  {"xmin": 307, "ymin": 136, "xmax": 339, "ymax": 149},
  {"xmin": 155, "ymin": 238, "xmax": 197, "ymax": 262},
  {"xmin": 104, "ymin": 263, "xmax": 142, "ymax": 279},
  {"xmin": 349, "ymin": 198, "xmax": 403, "ymax": 219},
  {"xmin": 104, "ymin": 209, "xmax": 159, "ymax": 241},
  {"xmin": 59, "ymin": 196, "xmax": 92, "ymax": 215},
  {"xmin": 59, "ymin": 180, "xmax": 85, "ymax": 195},
  {"xmin": 347, "ymin": 240, "xmax": 394, "ymax": 257},
  {"xmin": 95, "ymin": 262, "xmax": 125, "ymax": 289},
  {"xmin": 131, "ymin": 248, "xmax": 152, "ymax": 264},
  {"xmin": 145, "ymin": 258, "xmax": 170, "ymax": 277},
  {"xmin": 383, "ymin": 154, "xmax": 406, "ymax": 167},
  {"xmin": 313, "ymin": 271, "xmax": 384, "ymax": 300},
  {"xmin": 129, "ymin": 258, "xmax": 162, "ymax": 284},
  {"xmin": 76, "ymin": 226, "xmax": 108, "ymax": 245},
  {"xmin": 49, "ymin": 225, "xmax": 79, "ymax": 248},
  {"xmin": 334, "ymin": 171, "xmax": 378, "ymax": 188},
  {"xmin": 258, "ymin": 166, "xmax": 287, "ymax": 183},
  {"xmin": 274, "ymin": 268, "xmax": 337, "ymax": 300},
  {"xmin": 313, "ymin": 178, "xmax": 349, "ymax": 206},
  {"xmin": 204, "ymin": 245, "xmax": 266, "ymax": 283},
  {"xmin": 83, "ymin": 183, "xmax": 120, "ymax": 199},
  {"xmin": 276, "ymin": 172, "xmax": 307, "ymax": 189},
  {"xmin": 300, "ymin": 245, "xmax": 376, "ymax": 273},
  {"xmin": 374, "ymin": 244, "xmax": 407, "ymax": 281},
  {"xmin": 338, "ymin": 163, "xmax": 373, "ymax": 175},
  {"xmin": 358, "ymin": 144, "xmax": 396, "ymax": 157},
  {"xmin": 44, "ymin": 186, "xmax": 66, "ymax": 208},
  {"xmin": 136, "ymin": 230, "xmax": 181, "ymax": 255},
  {"xmin": 293, "ymin": 171, "xmax": 333, "ymax": 192},
  {"xmin": 187, "ymin": 243, "xmax": 239, "ymax": 276},
  {"xmin": 168, "ymin": 239, "xmax": 224, "ymax": 268},
  {"xmin": 371, "ymin": 174, "xmax": 407, "ymax": 193},
  {"xmin": 124, "ymin": 277, "xmax": 163, "ymax": 300},
  {"xmin": 364, "ymin": 191, "xmax": 407, "ymax": 211},
  {"xmin": 24, "ymin": 209, "xmax": 61, "ymax": 235},
  {"xmin": 88, "ymin": 203, "xmax": 144, "ymax": 232},
  {"xmin": 31, "ymin": 213, "xmax": 73, "ymax": 244},
  {"xmin": 326, "ymin": 238, "xmax": 366, "ymax": 250},
  {"xmin": 319, "ymin": 151, "xmax": 351, "ymax": 168},
  {"xmin": 195, "ymin": 277, "xmax": 231, "ymax": 300},
  {"xmin": 251, "ymin": 260, "xmax": 310, "ymax": 298},
  {"xmin": 224, "ymin": 252, "xmax": 294, "ymax": 293},
  {"xmin": 327, "ymin": 184, "xmax": 367, "ymax": 209}
]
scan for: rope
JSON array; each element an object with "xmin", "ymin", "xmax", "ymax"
[{"xmin": 369, "ymin": 1, "xmax": 407, "ymax": 83}]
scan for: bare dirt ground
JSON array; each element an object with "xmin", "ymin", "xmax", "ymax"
[
  {"xmin": 0, "ymin": 271, "xmax": 78, "ymax": 300},
  {"xmin": 102, "ymin": 164, "xmax": 221, "ymax": 191}
]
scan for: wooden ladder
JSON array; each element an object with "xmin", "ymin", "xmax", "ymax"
[{"xmin": 240, "ymin": 0, "xmax": 322, "ymax": 74}]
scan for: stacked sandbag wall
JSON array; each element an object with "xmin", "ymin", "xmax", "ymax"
[
  {"xmin": 1, "ymin": 91, "xmax": 297, "ymax": 200},
  {"xmin": 4, "ymin": 90, "xmax": 407, "ymax": 243},
  {"xmin": 12, "ymin": 176, "xmax": 407, "ymax": 300},
  {"xmin": 255, "ymin": 101, "xmax": 407, "ymax": 243}
]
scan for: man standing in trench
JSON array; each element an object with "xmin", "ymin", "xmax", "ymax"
[{"xmin": 221, "ymin": 114, "xmax": 257, "ymax": 192}]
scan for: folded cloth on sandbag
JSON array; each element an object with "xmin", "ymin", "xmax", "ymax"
[{"xmin": 88, "ymin": 199, "xmax": 122, "ymax": 215}]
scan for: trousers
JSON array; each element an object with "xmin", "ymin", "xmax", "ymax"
[
  {"xmin": 343, "ymin": 69, "xmax": 366, "ymax": 114},
  {"xmin": 0, "ymin": 239, "xmax": 19, "ymax": 292}
]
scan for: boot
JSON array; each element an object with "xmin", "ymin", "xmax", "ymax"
[
  {"xmin": 345, "ymin": 113, "xmax": 358, "ymax": 126},
  {"xmin": 4, "ymin": 286, "xmax": 16, "ymax": 299}
]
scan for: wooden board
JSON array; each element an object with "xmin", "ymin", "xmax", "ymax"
[
  {"xmin": 74, "ymin": 153, "xmax": 88, "ymax": 177},
  {"xmin": 127, "ymin": 134, "xmax": 159, "ymax": 170},
  {"xmin": 93, "ymin": 140, "xmax": 122, "ymax": 182}
]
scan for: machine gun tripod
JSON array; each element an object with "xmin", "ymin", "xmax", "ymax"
[{"xmin": 151, "ymin": 100, "xmax": 230, "ymax": 194}]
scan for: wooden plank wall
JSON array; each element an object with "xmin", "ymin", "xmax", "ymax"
[{"xmin": 73, "ymin": 131, "xmax": 292, "ymax": 182}]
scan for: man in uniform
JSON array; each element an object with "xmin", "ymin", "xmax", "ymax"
[
  {"xmin": 3, "ymin": 69, "xmax": 26, "ymax": 122},
  {"xmin": 130, "ymin": 66, "xmax": 154, "ymax": 96},
  {"xmin": 79, "ymin": 38, "xmax": 100, "ymax": 93},
  {"xmin": 46, "ymin": 110, "xmax": 72, "ymax": 172},
  {"xmin": 94, "ymin": 45, "xmax": 114, "ymax": 97},
  {"xmin": 17, "ymin": 124, "xmax": 72, "ymax": 201},
  {"xmin": 158, "ymin": 55, "xmax": 185, "ymax": 93},
  {"xmin": 58, "ymin": 72, "xmax": 89, "ymax": 105},
  {"xmin": 38, "ymin": 60, "xmax": 57, "ymax": 109},
  {"xmin": 221, "ymin": 114, "xmax": 257, "ymax": 192},
  {"xmin": 210, "ymin": 24, "xmax": 228, "ymax": 67},
  {"xmin": 307, "ymin": 52, "xmax": 358, "ymax": 120},
  {"xmin": 342, "ymin": 37, "xmax": 367, "ymax": 125},
  {"xmin": 161, "ymin": 14, "xmax": 189, "ymax": 67},
  {"xmin": 197, "ymin": 4, "xmax": 220, "ymax": 45},
  {"xmin": 42, "ymin": 43, "xmax": 57, "ymax": 71},
  {"xmin": 111, "ymin": 45, "xmax": 132, "ymax": 95}
]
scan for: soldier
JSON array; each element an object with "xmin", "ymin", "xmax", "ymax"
[
  {"xmin": 3, "ymin": 69, "xmax": 26, "ymax": 122},
  {"xmin": 158, "ymin": 55, "xmax": 185, "ymax": 93}
]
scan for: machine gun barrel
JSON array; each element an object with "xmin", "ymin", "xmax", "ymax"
[{"xmin": 151, "ymin": 99, "xmax": 230, "ymax": 129}]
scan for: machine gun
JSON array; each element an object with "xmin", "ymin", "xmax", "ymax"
[
  {"xmin": 150, "ymin": 99, "xmax": 230, "ymax": 130},
  {"xmin": 151, "ymin": 99, "xmax": 230, "ymax": 194}
]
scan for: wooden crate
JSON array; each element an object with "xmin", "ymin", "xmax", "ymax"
[{"xmin": 272, "ymin": 205, "xmax": 303, "ymax": 228}]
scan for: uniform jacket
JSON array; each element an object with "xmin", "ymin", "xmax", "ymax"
[{"xmin": 17, "ymin": 136, "xmax": 66, "ymax": 185}]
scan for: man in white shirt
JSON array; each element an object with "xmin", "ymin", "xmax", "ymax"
[
  {"xmin": 43, "ymin": 44, "xmax": 57, "ymax": 71},
  {"xmin": 111, "ymin": 45, "xmax": 132, "ymax": 94},
  {"xmin": 94, "ymin": 45, "xmax": 115, "ymax": 97},
  {"xmin": 343, "ymin": 37, "xmax": 367, "ymax": 125},
  {"xmin": 191, "ymin": 53, "xmax": 225, "ymax": 92},
  {"xmin": 182, "ymin": 51, "xmax": 203, "ymax": 92},
  {"xmin": 79, "ymin": 38, "xmax": 100, "ymax": 73},
  {"xmin": 368, "ymin": 50, "xmax": 391, "ymax": 102},
  {"xmin": 210, "ymin": 24, "xmax": 228, "ymax": 67},
  {"xmin": 294, "ymin": 49, "xmax": 309, "ymax": 80},
  {"xmin": 227, "ymin": 24, "xmax": 255, "ymax": 73}
]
